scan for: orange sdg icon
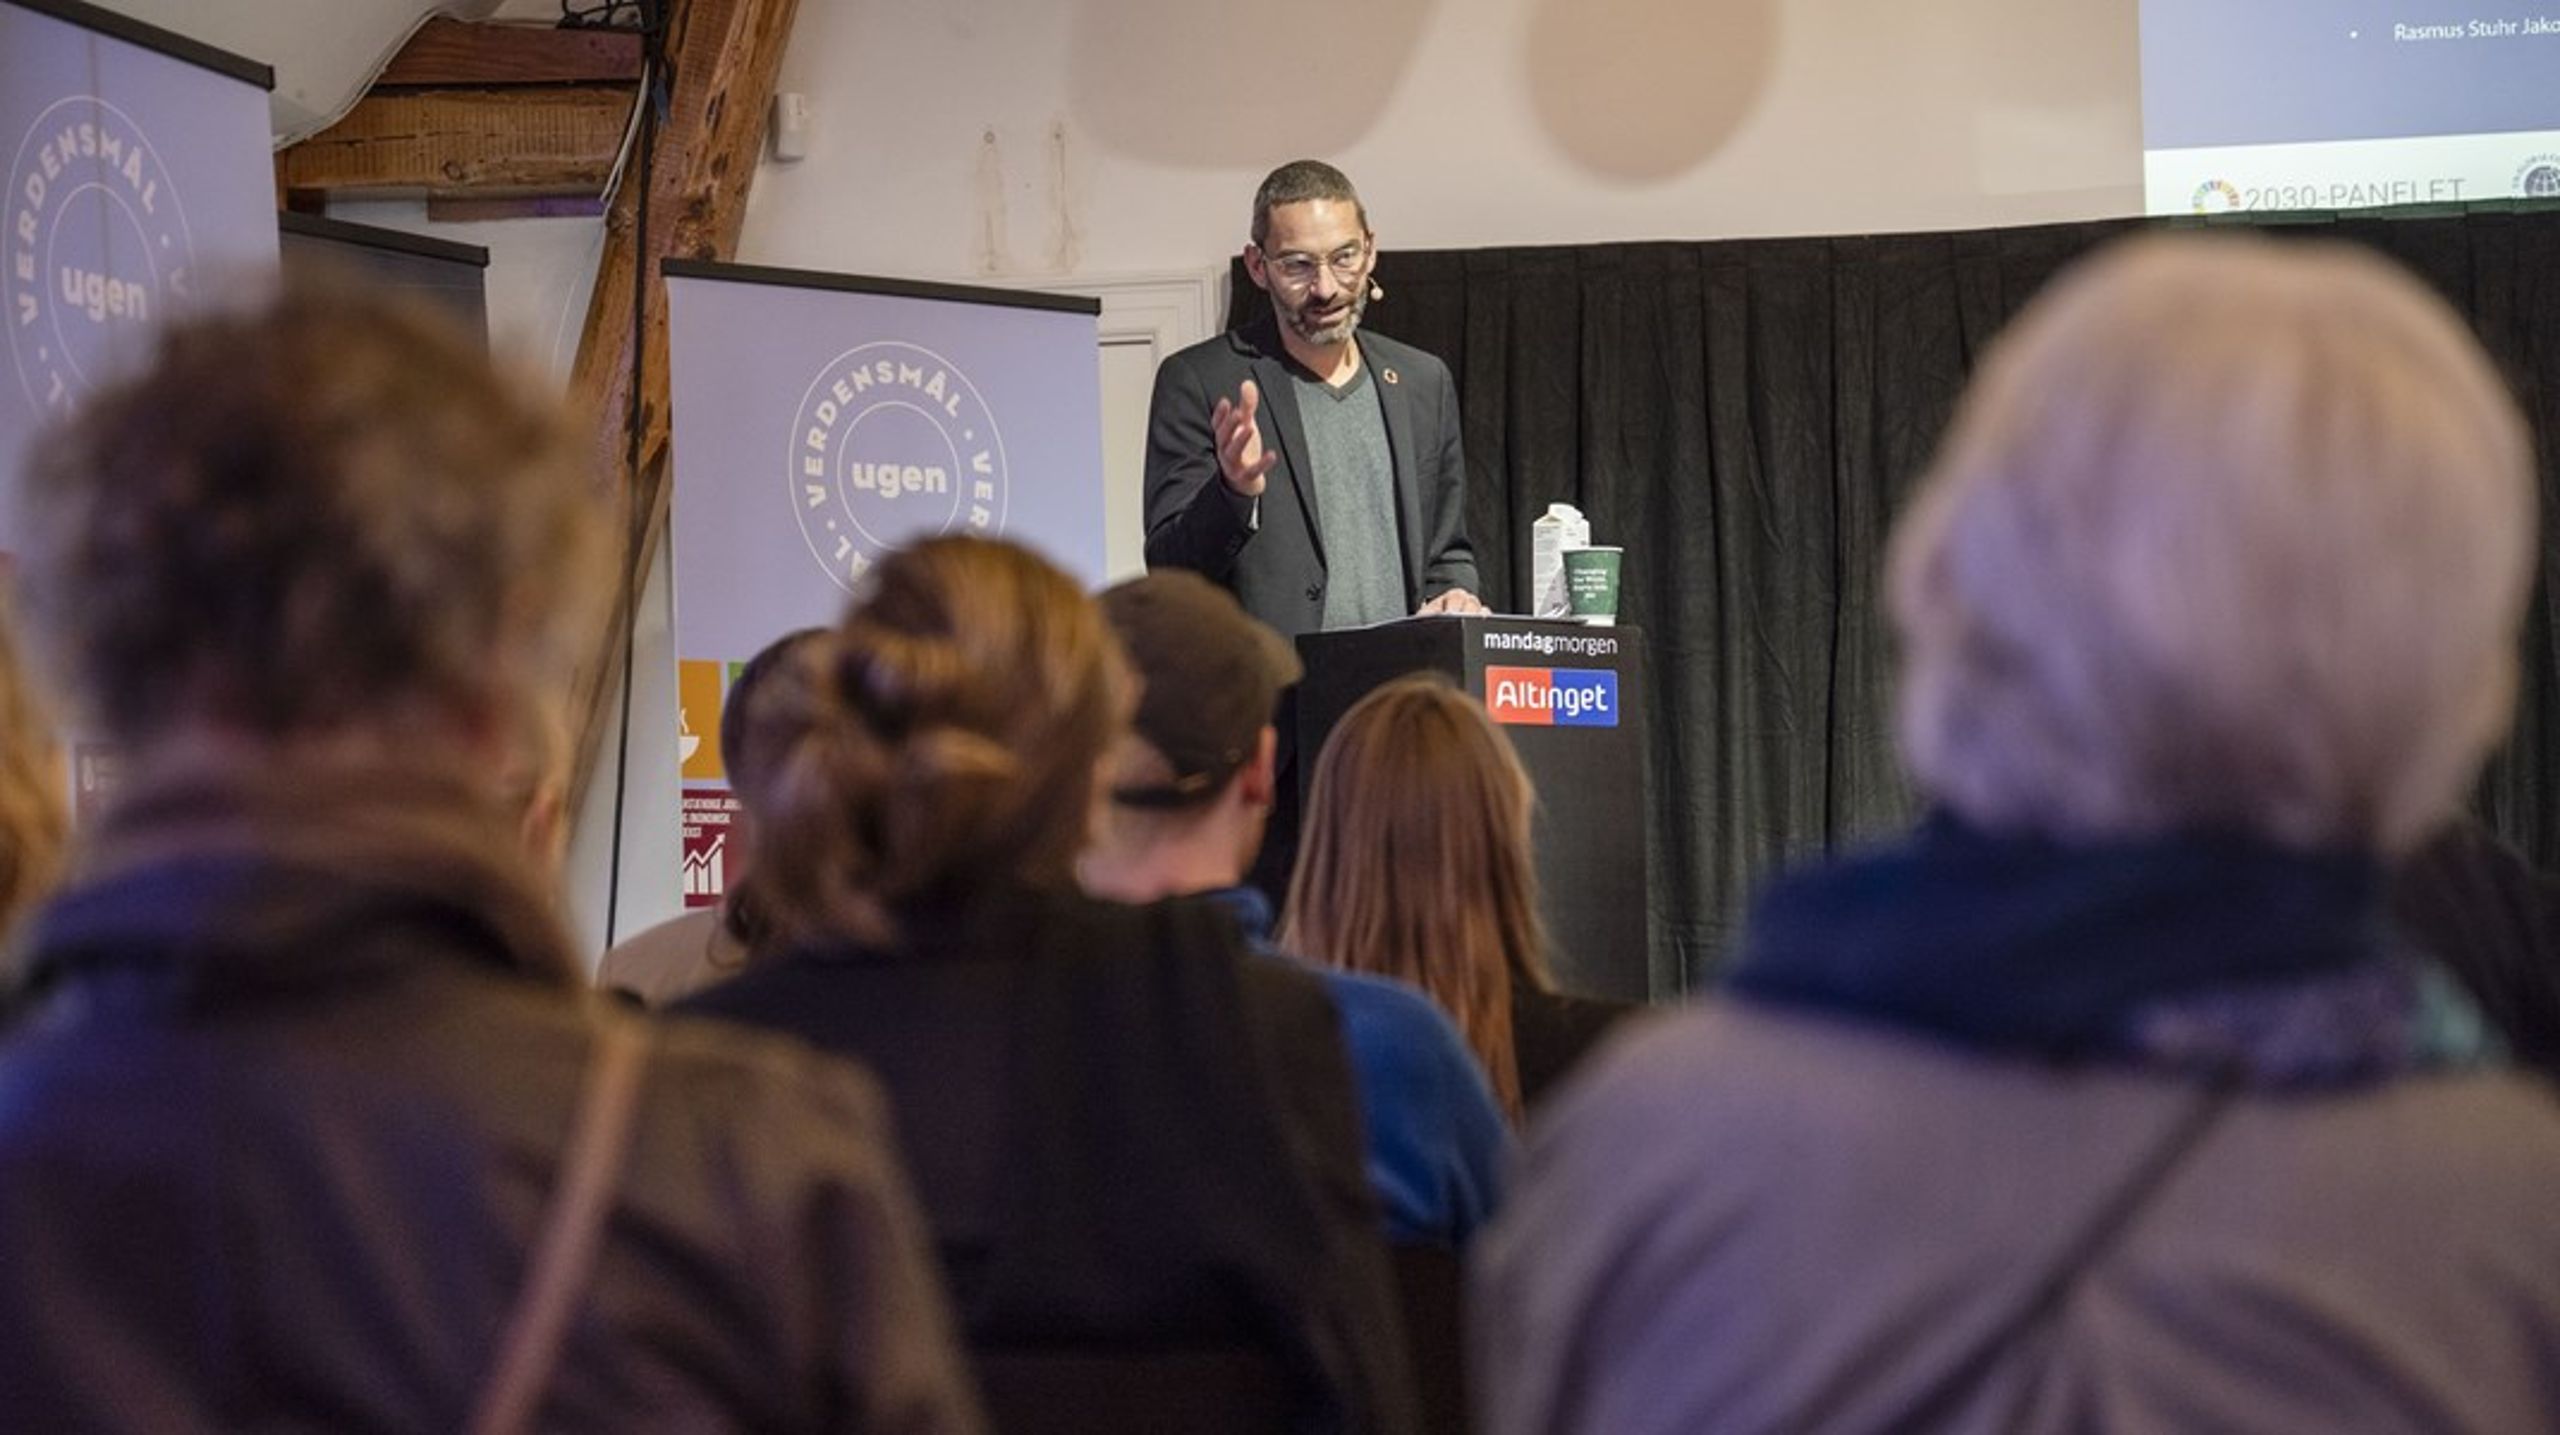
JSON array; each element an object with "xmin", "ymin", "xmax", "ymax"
[{"xmin": 677, "ymin": 659, "xmax": 727, "ymax": 780}]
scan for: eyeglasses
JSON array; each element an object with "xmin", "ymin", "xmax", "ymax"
[{"xmin": 1260, "ymin": 238, "xmax": 1371, "ymax": 288}]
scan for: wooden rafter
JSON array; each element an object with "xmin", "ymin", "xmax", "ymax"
[
  {"xmin": 278, "ymin": 86, "xmax": 632, "ymax": 202},
  {"xmin": 562, "ymin": 0, "xmax": 800, "ymax": 815},
  {"xmin": 275, "ymin": 18, "xmax": 644, "ymax": 209},
  {"xmin": 378, "ymin": 17, "xmax": 644, "ymax": 87}
]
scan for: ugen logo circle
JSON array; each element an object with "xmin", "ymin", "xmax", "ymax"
[
  {"xmin": 787, "ymin": 340, "xmax": 1011, "ymax": 593},
  {"xmin": 7, "ymin": 96, "xmax": 195, "ymax": 418}
]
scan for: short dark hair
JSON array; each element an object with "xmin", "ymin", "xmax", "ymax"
[
  {"xmin": 1097, "ymin": 571, "xmax": 1300, "ymax": 808},
  {"xmin": 1252, "ymin": 160, "xmax": 1368, "ymax": 247}
]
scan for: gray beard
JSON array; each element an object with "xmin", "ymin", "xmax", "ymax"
[{"xmin": 1283, "ymin": 287, "xmax": 1367, "ymax": 347}]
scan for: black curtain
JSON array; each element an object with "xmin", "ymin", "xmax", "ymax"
[{"xmin": 1233, "ymin": 206, "xmax": 2560, "ymax": 993}]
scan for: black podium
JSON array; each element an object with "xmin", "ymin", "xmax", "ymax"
[{"xmin": 1295, "ymin": 617, "xmax": 1649, "ymax": 1003}]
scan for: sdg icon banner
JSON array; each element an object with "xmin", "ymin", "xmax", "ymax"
[{"xmin": 663, "ymin": 259, "xmax": 1105, "ymax": 906}]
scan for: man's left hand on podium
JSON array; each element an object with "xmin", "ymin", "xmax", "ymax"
[{"xmin": 1417, "ymin": 589, "xmax": 1489, "ymax": 617}]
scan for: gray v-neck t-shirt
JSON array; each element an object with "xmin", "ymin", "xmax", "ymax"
[{"xmin": 1292, "ymin": 361, "xmax": 1405, "ymax": 630}]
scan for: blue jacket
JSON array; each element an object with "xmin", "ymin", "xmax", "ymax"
[{"xmin": 1204, "ymin": 887, "xmax": 1510, "ymax": 1246}]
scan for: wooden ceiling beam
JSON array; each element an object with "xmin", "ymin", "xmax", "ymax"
[
  {"xmin": 277, "ymin": 84, "xmax": 633, "ymax": 203},
  {"xmin": 376, "ymin": 17, "xmax": 643, "ymax": 88},
  {"xmin": 276, "ymin": 19, "xmax": 646, "ymax": 208}
]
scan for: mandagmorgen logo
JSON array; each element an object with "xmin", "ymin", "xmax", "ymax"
[
  {"xmin": 8, "ymin": 95, "xmax": 195, "ymax": 418},
  {"xmin": 786, "ymin": 340, "xmax": 1010, "ymax": 593}
]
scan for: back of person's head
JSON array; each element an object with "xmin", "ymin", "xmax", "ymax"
[
  {"xmin": 1283, "ymin": 674, "xmax": 1551, "ymax": 1119},
  {"xmin": 720, "ymin": 626, "xmax": 831, "ymax": 816},
  {"xmin": 0, "ymin": 597, "xmax": 63, "ymax": 935},
  {"xmin": 1891, "ymin": 233, "xmax": 2534, "ymax": 856},
  {"xmin": 709, "ymin": 625, "xmax": 829, "ymax": 952},
  {"xmin": 19, "ymin": 287, "xmax": 605, "ymax": 766},
  {"xmin": 1089, "ymin": 571, "xmax": 1301, "ymax": 870},
  {"xmin": 753, "ymin": 536, "xmax": 1128, "ymax": 948}
]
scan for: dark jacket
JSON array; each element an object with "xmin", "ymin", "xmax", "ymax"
[
  {"xmin": 0, "ymin": 848, "xmax": 981, "ymax": 1433},
  {"xmin": 2391, "ymin": 816, "xmax": 2560, "ymax": 1081},
  {"xmin": 1510, "ymin": 985, "xmax": 1641, "ymax": 1110},
  {"xmin": 1143, "ymin": 314, "xmax": 1478, "ymax": 640},
  {"xmin": 681, "ymin": 885, "xmax": 1418, "ymax": 1435}
]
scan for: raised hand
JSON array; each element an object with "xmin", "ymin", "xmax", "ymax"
[{"xmin": 1211, "ymin": 379, "xmax": 1280, "ymax": 498}]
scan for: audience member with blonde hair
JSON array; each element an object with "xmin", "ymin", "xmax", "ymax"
[
  {"xmin": 0, "ymin": 291, "xmax": 982, "ymax": 1432},
  {"xmin": 679, "ymin": 535, "xmax": 1415, "ymax": 1434},
  {"xmin": 1283, "ymin": 676, "xmax": 1633, "ymax": 1121},
  {"xmin": 0, "ymin": 596, "xmax": 63, "ymax": 945},
  {"xmin": 1477, "ymin": 233, "xmax": 2560, "ymax": 1433}
]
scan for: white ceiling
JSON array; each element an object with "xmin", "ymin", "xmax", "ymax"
[{"xmin": 92, "ymin": 0, "xmax": 572, "ymax": 144}]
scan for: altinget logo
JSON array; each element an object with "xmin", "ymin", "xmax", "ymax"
[
  {"xmin": 7, "ymin": 95, "xmax": 195, "ymax": 417},
  {"xmin": 788, "ymin": 340, "xmax": 1010, "ymax": 593},
  {"xmin": 1485, "ymin": 666, "xmax": 1618, "ymax": 727}
]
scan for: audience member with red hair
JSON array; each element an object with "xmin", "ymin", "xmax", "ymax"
[
  {"xmin": 1283, "ymin": 676, "xmax": 1634, "ymax": 1122},
  {"xmin": 0, "ymin": 594, "xmax": 61, "ymax": 949}
]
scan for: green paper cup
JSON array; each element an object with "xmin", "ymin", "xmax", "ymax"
[{"xmin": 1564, "ymin": 546, "xmax": 1623, "ymax": 626}]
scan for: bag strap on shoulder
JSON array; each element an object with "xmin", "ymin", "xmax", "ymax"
[{"xmin": 467, "ymin": 1016, "xmax": 653, "ymax": 1435}]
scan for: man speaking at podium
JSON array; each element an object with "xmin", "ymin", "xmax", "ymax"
[{"xmin": 1143, "ymin": 160, "xmax": 1485, "ymax": 639}]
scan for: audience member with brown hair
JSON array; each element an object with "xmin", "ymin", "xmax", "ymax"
[
  {"xmin": 678, "ymin": 535, "xmax": 1416, "ymax": 1435},
  {"xmin": 1282, "ymin": 676, "xmax": 1634, "ymax": 1121},
  {"xmin": 599, "ymin": 625, "xmax": 827, "ymax": 1005},
  {"xmin": 0, "ymin": 291, "xmax": 982, "ymax": 1432},
  {"xmin": 1478, "ymin": 234, "xmax": 2560, "ymax": 1434},
  {"xmin": 1081, "ymin": 571, "xmax": 1509, "ymax": 1249}
]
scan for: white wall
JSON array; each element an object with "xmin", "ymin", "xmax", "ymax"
[{"xmin": 736, "ymin": 0, "xmax": 2144, "ymax": 284}]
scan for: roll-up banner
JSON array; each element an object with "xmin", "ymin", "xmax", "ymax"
[
  {"xmin": 278, "ymin": 211, "xmax": 491, "ymax": 347},
  {"xmin": 663, "ymin": 259, "xmax": 1106, "ymax": 906},
  {"xmin": 1, "ymin": 0, "xmax": 278, "ymax": 556},
  {"xmin": 4, "ymin": 0, "xmax": 276, "ymax": 827}
]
